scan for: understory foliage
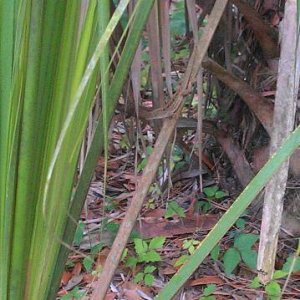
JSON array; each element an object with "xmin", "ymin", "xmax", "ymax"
[
  {"xmin": 0, "ymin": 0, "xmax": 300, "ymax": 300},
  {"xmin": 0, "ymin": 0, "xmax": 154, "ymax": 299}
]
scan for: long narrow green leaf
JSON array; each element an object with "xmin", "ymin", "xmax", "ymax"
[
  {"xmin": 99, "ymin": 0, "xmax": 110, "ymax": 208},
  {"xmin": 0, "ymin": 1, "xmax": 15, "ymax": 298},
  {"xmin": 47, "ymin": 1, "xmax": 155, "ymax": 298},
  {"xmin": 156, "ymin": 125, "xmax": 300, "ymax": 300},
  {"xmin": 42, "ymin": 0, "xmax": 131, "ymax": 208},
  {"xmin": 8, "ymin": 1, "xmax": 49, "ymax": 297},
  {"xmin": 26, "ymin": 1, "xmax": 92, "ymax": 297}
]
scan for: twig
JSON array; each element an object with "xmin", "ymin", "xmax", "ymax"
[{"xmin": 90, "ymin": 1, "xmax": 229, "ymax": 298}]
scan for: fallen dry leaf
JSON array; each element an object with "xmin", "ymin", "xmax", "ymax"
[
  {"xmin": 72, "ymin": 262, "xmax": 82, "ymax": 275},
  {"xmin": 189, "ymin": 275, "xmax": 224, "ymax": 286},
  {"xmin": 96, "ymin": 247, "xmax": 110, "ymax": 267},
  {"xmin": 121, "ymin": 282, "xmax": 152, "ymax": 300},
  {"xmin": 83, "ymin": 273, "xmax": 98, "ymax": 284},
  {"xmin": 104, "ymin": 292, "xmax": 117, "ymax": 300},
  {"xmin": 61, "ymin": 271, "xmax": 72, "ymax": 286},
  {"xmin": 136, "ymin": 214, "xmax": 218, "ymax": 238},
  {"xmin": 159, "ymin": 265, "xmax": 177, "ymax": 275},
  {"xmin": 64, "ymin": 274, "xmax": 83, "ymax": 291}
]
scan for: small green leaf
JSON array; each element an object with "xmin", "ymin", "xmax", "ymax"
[
  {"xmin": 183, "ymin": 240, "xmax": 193, "ymax": 250},
  {"xmin": 91, "ymin": 242, "xmax": 105, "ymax": 255},
  {"xmin": 172, "ymin": 48, "xmax": 190, "ymax": 60},
  {"xmin": 125, "ymin": 256, "xmax": 138, "ymax": 268},
  {"xmin": 273, "ymin": 270, "xmax": 288, "ymax": 279},
  {"xmin": 146, "ymin": 146, "xmax": 153, "ymax": 155},
  {"xmin": 137, "ymin": 147, "xmax": 153, "ymax": 172},
  {"xmin": 198, "ymin": 201, "xmax": 211, "ymax": 213},
  {"xmin": 282, "ymin": 255, "xmax": 300, "ymax": 273},
  {"xmin": 134, "ymin": 272, "xmax": 144, "ymax": 283},
  {"xmin": 120, "ymin": 134, "xmax": 130, "ymax": 149},
  {"xmin": 165, "ymin": 201, "xmax": 185, "ymax": 218},
  {"xmin": 203, "ymin": 284, "xmax": 216, "ymax": 296},
  {"xmin": 174, "ymin": 160, "xmax": 186, "ymax": 171},
  {"xmin": 249, "ymin": 276, "xmax": 262, "ymax": 289},
  {"xmin": 172, "ymin": 154, "xmax": 182, "ymax": 163},
  {"xmin": 61, "ymin": 293, "xmax": 72, "ymax": 300},
  {"xmin": 144, "ymin": 273, "xmax": 155, "ymax": 286},
  {"xmin": 62, "ymin": 287, "xmax": 85, "ymax": 300},
  {"xmin": 223, "ymin": 248, "xmax": 241, "ymax": 275},
  {"xmin": 241, "ymin": 249, "xmax": 257, "ymax": 269},
  {"xmin": 104, "ymin": 222, "xmax": 119, "ymax": 233},
  {"xmin": 215, "ymin": 190, "xmax": 228, "ymax": 199},
  {"xmin": 83, "ymin": 256, "xmax": 94, "ymax": 272},
  {"xmin": 200, "ymin": 296, "xmax": 216, "ymax": 300},
  {"xmin": 265, "ymin": 281, "xmax": 281, "ymax": 298},
  {"xmin": 174, "ymin": 255, "xmax": 189, "ymax": 267},
  {"xmin": 144, "ymin": 265, "xmax": 156, "ymax": 274},
  {"xmin": 74, "ymin": 222, "xmax": 84, "ymax": 246},
  {"xmin": 235, "ymin": 218, "xmax": 246, "ymax": 230},
  {"xmin": 129, "ymin": 229, "xmax": 140, "ymax": 241},
  {"xmin": 137, "ymin": 157, "xmax": 148, "ymax": 172},
  {"xmin": 188, "ymin": 245, "xmax": 195, "ymax": 255},
  {"xmin": 203, "ymin": 186, "xmax": 218, "ymax": 198},
  {"xmin": 139, "ymin": 250, "xmax": 161, "ymax": 262},
  {"xmin": 234, "ymin": 234, "xmax": 258, "ymax": 252},
  {"xmin": 149, "ymin": 236, "xmax": 165, "ymax": 250},
  {"xmin": 210, "ymin": 244, "xmax": 220, "ymax": 262},
  {"xmin": 134, "ymin": 238, "xmax": 148, "ymax": 255}
]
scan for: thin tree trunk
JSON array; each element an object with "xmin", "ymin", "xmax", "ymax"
[{"xmin": 257, "ymin": 0, "xmax": 300, "ymax": 283}]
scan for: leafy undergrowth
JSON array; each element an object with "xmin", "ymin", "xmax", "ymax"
[
  {"xmin": 57, "ymin": 121, "xmax": 300, "ymax": 300},
  {"xmin": 56, "ymin": 2, "xmax": 300, "ymax": 298}
]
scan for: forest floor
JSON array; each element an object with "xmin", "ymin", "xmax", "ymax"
[
  {"xmin": 55, "ymin": 2, "xmax": 300, "ymax": 298},
  {"xmin": 57, "ymin": 118, "xmax": 300, "ymax": 300}
]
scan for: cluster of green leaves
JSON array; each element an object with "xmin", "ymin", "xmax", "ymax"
[
  {"xmin": 122, "ymin": 237, "xmax": 165, "ymax": 286},
  {"xmin": 170, "ymin": 145, "xmax": 186, "ymax": 171},
  {"xmin": 137, "ymin": 146, "xmax": 153, "ymax": 172},
  {"xmin": 146, "ymin": 183, "xmax": 162, "ymax": 209},
  {"xmin": 73, "ymin": 219, "xmax": 139, "ymax": 273},
  {"xmin": 61, "ymin": 286, "xmax": 85, "ymax": 300},
  {"xmin": 250, "ymin": 253, "xmax": 300, "ymax": 300},
  {"xmin": 250, "ymin": 275, "xmax": 282, "ymax": 300},
  {"xmin": 197, "ymin": 185, "xmax": 228, "ymax": 213},
  {"xmin": 119, "ymin": 134, "xmax": 131, "ymax": 150},
  {"xmin": 171, "ymin": 47, "xmax": 190, "ymax": 60},
  {"xmin": 200, "ymin": 284, "xmax": 217, "ymax": 300},
  {"xmin": 223, "ymin": 233, "xmax": 258, "ymax": 275},
  {"xmin": 175, "ymin": 239, "xmax": 201, "ymax": 267},
  {"xmin": 203, "ymin": 186, "xmax": 228, "ymax": 199},
  {"xmin": 165, "ymin": 201, "xmax": 185, "ymax": 219}
]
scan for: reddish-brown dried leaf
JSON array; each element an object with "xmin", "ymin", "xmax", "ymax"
[
  {"xmin": 104, "ymin": 292, "xmax": 117, "ymax": 300},
  {"xmin": 188, "ymin": 275, "xmax": 224, "ymax": 286},
  {"xmin": 61, "ymin": 271, "xmax": 72, "ymax": 286},
  {"xmin": 136, "ymin": 214, "xmax": 218, "ymax": 238},
  {"xmin": 72, "ymin": 262, "xmax": 82, "ymax": 275}
]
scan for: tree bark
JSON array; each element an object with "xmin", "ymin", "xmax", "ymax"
[{"xmin": 257, "ymin": 0, "xmax": 300, "ymax": 283}]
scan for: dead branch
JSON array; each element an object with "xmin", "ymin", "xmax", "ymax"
[
  {"xmin": 231, "ymin": 0, "xmax": 279, "ymax": 60},
  {"xmin": 202, "ymin": 58, "xmax": 274, "ymax": 135}
]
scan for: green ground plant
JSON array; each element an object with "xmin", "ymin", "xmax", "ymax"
[
  {"xmin": 199, "ymin": 284, "xmax": 217, "ymax": 300},
  {"xmin": 223, "ymin": 233, "xmax": 258, "ymax": 275},
  {"xmin": 123, "ymin": 236, "xmax": 165, "ymax": 286}
]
